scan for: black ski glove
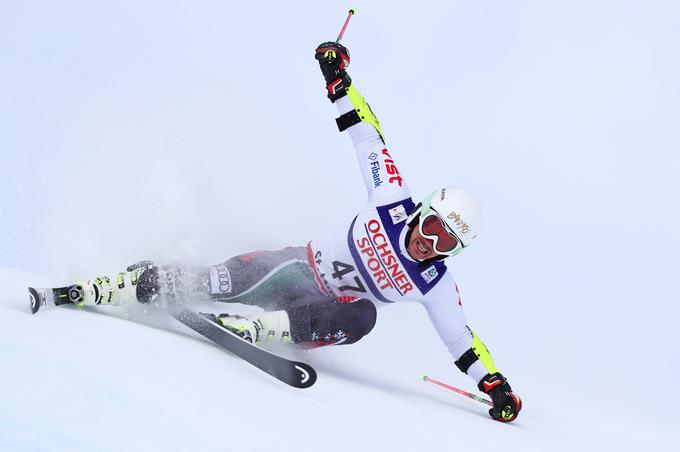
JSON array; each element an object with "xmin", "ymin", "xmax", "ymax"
[
  {"xmin": 478, "ymin": 372, "xmax": 522, "ymax": 422},
  {"xmin": 314, "ymin": 41, "xmax": 352, "ymax": 101}
]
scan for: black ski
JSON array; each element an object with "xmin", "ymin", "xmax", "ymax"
[
  {"xmin": 28, "ymin": 286, "xmax": 316, "ymax": 388},
  {"xmin": 171, "ymin": 309, "xmax": 317, "ymax": 389},
  {"xmin": 28, "ymin": 286, "xmax": 75, "ymax": 314}
]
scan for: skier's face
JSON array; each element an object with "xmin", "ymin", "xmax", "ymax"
[{"xmin": 407, "ymin": 222, "xmax": 440, "ymax": 261}]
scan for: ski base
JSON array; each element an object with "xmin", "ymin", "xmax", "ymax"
[{"xmin": 173, "ymin": 309, "xmax": 317, "ymax": 389}]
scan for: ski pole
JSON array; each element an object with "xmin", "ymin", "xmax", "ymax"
[
  {"xmin": 422, "ymin": 375, "xmax": 492, "ymax": 406},
  {"xmin": 336, "ymin": 8, "xmax": 356, "ymax": 43}
]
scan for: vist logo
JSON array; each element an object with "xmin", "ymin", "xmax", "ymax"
[
  {"xmin": 356, "ymin": 219, "xmax": 413, "ymax": 294},
  {"xmin": 381, "ymin": 149, "xmax": 403, "ymax": 187}
]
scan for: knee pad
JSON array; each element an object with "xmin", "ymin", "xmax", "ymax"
[
  {"xmin": 135, "ymin": 266, "xmax": 159, "ymax": 303},
  {"xmin": 126, "ymin": 261, "xmax": 159, "ymax": 304},
  {"xmin": 343, "ymin": 298, "xmax": 377, "ymax": 341},
  {"xmin": 325, "ymin": 297, "xmax": 376, "ymax": 345},
  {"xmin": 287, "ymin": 297, "xmax": 377, "ymax": 346}
]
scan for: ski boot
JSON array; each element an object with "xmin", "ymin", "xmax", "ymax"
[
  {"xmin": 67, "ymin": 261, "xmax": 159, "ymax": 306},
  {"xmin": 203, "ymin": 311, "xmax": 292, "ymax": 345}
]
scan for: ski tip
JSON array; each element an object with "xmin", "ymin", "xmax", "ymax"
[
  {"xmin": 28, "ymin": 287, "xmax": 40, "ymax": 314},
  {"xmin": 288, "ymin": 362, "xmax": 316, "ymax": 389},
  {"xmin": 293, "ymin": 363, "xmax": 317, "ymax": 389}
]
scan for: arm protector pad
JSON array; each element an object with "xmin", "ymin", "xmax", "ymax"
[{"xmin": 454, "ymin": 330, "xmax": 498, "ymax": 375}]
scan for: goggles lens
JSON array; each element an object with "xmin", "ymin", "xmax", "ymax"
[{"xmin": 421, "ymin": 214, "xmax": 460, "ymax": 254}]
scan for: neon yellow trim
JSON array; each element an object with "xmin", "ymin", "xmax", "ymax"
[
  {"xmin": 218, "ymin": 319, "xmax": 247, "ymax": 331},
  {"xmin": 471, "ymin": 331, "xmax": 498, "ymax": 374},
  {"xmin": 345, "ymin": 85, "xmax": 385, "ymax": 141}
]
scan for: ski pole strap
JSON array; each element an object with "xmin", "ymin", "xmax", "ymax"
[{"xmin": 336, "ymin": 109, "xmax": 362, "ymax": 132}]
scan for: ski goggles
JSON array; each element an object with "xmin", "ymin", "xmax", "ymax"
[{"xmin": 419, "ymin": 211, "xmax": 464, "ymax": 256}]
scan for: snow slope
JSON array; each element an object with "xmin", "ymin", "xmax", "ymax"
[{"xmin": 0, "ymin": 267, "xmax": 674, "ymax": 452}]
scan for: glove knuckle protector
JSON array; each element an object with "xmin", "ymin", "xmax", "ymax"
[
  {"xmin": 478, "ymin": 372, "xmax": 523, "ymax": 422},
  {"xmin": 314, "ymin": 42, "xmax": 352, "ymax": 101}
]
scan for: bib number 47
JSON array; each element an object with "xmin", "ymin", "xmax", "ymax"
[{"xmin": 331, "ymin": 260, "xmax": 366, "ymax": 293}]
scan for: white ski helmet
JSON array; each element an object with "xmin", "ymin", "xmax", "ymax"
[{"xmin": 406, "ymin": 187, "xmax": 483, "ymax": 257}]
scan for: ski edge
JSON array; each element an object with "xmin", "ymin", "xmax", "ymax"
[{"xmin": 172, "ymin": 308, "xmax": 317, "ymax": 389}]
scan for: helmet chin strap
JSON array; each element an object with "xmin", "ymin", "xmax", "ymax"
[
  {"xmin": 404, "ymin": 202, "xmax": 422, "ymax": 259},
  {"xmin": 405, "ymin": 202, "xmax": 423, "ymax": 229}
]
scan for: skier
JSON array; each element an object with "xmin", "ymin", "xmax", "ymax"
[{"xmin": 57, "ymin": 42, "xmax": 522, "ymax": 422}]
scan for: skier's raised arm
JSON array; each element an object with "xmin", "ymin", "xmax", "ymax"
[
  {"xmin": 314, "ymin": 40, "xmax": 522, "ymax": 422},
  {"xmin": 315, "ymin": 42, "xmax": 410, "ymax": 207}
]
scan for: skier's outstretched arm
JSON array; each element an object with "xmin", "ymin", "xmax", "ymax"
[
  {"xmin": 314, "ymin": 42, "xmax": 410, "ymax": 207},
  {"xmin": 419, "ymin": 272, "xmax": 522, "ymax": 422}
]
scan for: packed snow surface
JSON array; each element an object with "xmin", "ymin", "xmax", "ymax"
[{"xmin": 0, "ymin": 267, "xmax": 674, "ymax": 451}]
